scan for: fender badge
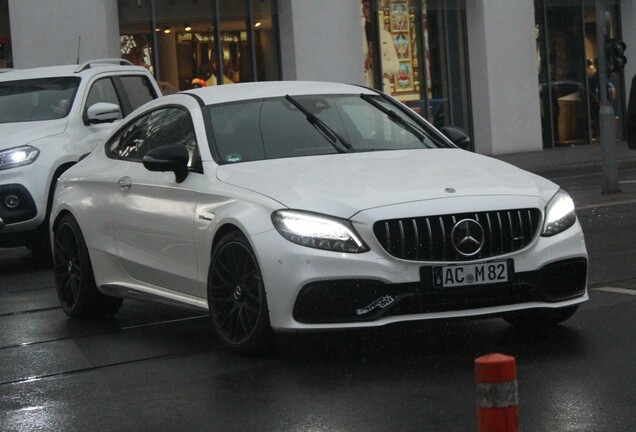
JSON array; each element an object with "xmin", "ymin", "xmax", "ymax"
[{"xmin": 445, "ymin": 188, "xmax": 456, "ymax": 193}]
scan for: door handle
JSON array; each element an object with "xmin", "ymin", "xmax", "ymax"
[{"xmin": 117, "ymin": 176, "xmax": 132, "ymax": 190}]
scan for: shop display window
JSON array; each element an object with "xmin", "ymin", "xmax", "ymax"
[
  {"xmin": 535, "ymin": 0, "xmax": 624, "ymax": 148},
  {"xmin": 0, "ymin": 0, "xmax": 11, "ymax": 69},
  {"xmin": 118, "ymin": 0, "xmax": 280, "ymax": 92},
  {"xmin": 362, "ymin": 0, "xmax": 472, "ymax": 144}
]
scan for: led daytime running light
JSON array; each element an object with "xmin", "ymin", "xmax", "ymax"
[
  {"xmin": 542, "ymin": 190, "xmax": 576, "ymax": 236},
  {"xmin": 272, "ymin": 210, "xmax": 369, "ymax": 253}
]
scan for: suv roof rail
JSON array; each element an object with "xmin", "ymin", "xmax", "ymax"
[{"xmin": 74, "ymin": 58, "xmax": 134, "ymax": 73}]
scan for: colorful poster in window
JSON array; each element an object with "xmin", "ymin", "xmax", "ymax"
[
  {"xmin": 390, "ymin": 2, "xmax": 408, "ymax": 31},
  {"xmin": 383, "ymin": 0, "xmax": 416, "ymax": 94},
  {"xmin": 394, "ymin": 33, "xmax": 409, "ymax": 59},
  {"xmin": 397, "ymin": 61, "xmax": 414, "ymax": 91}
]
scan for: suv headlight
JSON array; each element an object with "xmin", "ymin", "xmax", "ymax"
[
  {"xmin": 541, "ymin": 189, "xmax": 576, "ymax": 237},
  {"xmin": 272, "ymin": 210, "xmax": 369, "ymax": 253},
  {"xmin": 0, "ymin": 145, "xmax": 40, "ymax": 171}
]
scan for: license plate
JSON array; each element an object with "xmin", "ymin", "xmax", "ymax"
[{"xmin": 432, "ymin": 261, "xmax": 509, "ymax": 288}]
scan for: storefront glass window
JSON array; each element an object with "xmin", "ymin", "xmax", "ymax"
[
  {"xmin": 536, "ymin": 0, "xmax": 589, "ymax": 147},
  {"xmin": 252, "ymin": 0, "xmax": 280, "ymax": 81},
  {"xmin": 535, "ymin": 0, "xmax": 624, "ymax": 148},
  {"xmin": 0, "ymin": 0, "xmax": 12, "ymax": 68},
  {"xmin": 363, "ymin": 0, "xmax": 472, "ymax": 144},
  {"xmin": 118, "ymin": 0, "xmax": 280, "ymax": 92},
  {"xmin": 583, "ymin": 0, "xmax": 623, "ymax": 142},
  {"xmin": 219, "ymin": 1, "xmax": 252, "ymax": 84}
]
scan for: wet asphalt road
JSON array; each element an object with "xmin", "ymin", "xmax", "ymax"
[{"xmin": 1, "ymin": 178, "xmax": 636, "ymax": 431}]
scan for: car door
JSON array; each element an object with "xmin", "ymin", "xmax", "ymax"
[
  {"xmin": 66, "ymin": 76, "xmax": 126, "ymax": 161},
  {"xmin": 71, "ymin": 74, "xmax": 159, "ymax": 157},
  {"xmin": 105, "ymin": 106, "xmax": 203, "ymax": 297}
]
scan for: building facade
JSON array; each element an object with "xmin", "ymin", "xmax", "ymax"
[{"xmin": 1, "ymin": 0, "xmax": 632, "ymax": 156}]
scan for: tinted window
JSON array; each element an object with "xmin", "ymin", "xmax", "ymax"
[
  {"xmin": 85, "ymin": 78, "xmax": 121, "ymax": 111},
  {"xmin": 206, "ymin": 94, "xmax": 440, "ymax": 164},
  {"xmin": 0, "ymin": 77, "xmax": 80, "ymax": 123},
  {"xmin": 120, "ymin": 75, "xmax": 156, "ymax": 111},
  {"xmin": 106, "ymin": 107, "xmax": 200, "ymax": 169}
]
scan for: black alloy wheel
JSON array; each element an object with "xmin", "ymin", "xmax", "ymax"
[
  {"xmin": 53, "ymin": 214, "xmax": 122, "ymax": 318},
  {"xmin": 208, "ymin": 231, "xmax": 271, "ymax": 352}
]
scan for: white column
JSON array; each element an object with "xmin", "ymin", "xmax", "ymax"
[
  {"xmin": 9, "ymin": 0, "xmax": 119, "ymax": 69},
  {"xmin": 278, "ymin": 0, "xmax": 366, "ymax": 85},
  {"xmin": 465, "ymin": 0, "xmax": 543, "ymax": 155}
]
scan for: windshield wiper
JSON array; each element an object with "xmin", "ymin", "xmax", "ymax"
[
  {"xmin": 359, "ymin": 93, "xmax": 428, "ymax": 143},
  {"xmin": 285, "ymin": 95, "xmax": 352, "ymax": 152}
]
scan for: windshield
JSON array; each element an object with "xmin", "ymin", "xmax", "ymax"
[
  {"xmin": 0, "ymin": 77, "xmax": 80, "ymax": 123},
  {"xmin": 206, "ymin": 94, "xmax": 446, "ymax": 164}
]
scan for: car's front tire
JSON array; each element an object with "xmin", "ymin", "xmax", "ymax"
[
  {"xmin": 503, "ymin": 305, "xmax": 579, "ymax": 328},
  {"xmin": 53, "ymin": 214, "xmax": 123, "ymax": 318},
  {"xmin": 207, "ymin": 231, "xmax": 272, "ymax": 352}
]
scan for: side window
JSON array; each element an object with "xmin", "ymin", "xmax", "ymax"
[
  {"xmin": 120, "ymin": 76, "xmax": 156, "ymax": 111},
  {"xmin": 106, "ymin": 115, "xmax": 149, "ymax": 160},
  {"xmin": 85, "ymin": 78, "xmax": 121, "ymax": 112},
  {"xmin": 106, "ymin": 107, "xmax": 201, "ymax": 170}
]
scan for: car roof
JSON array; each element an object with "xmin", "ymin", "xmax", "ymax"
[
  {"xmin": 0, "ymin": 59, "xmax": 151, "ymax": 82},
  {"xmin": 182, "ymin": 81, "xmax": 378, "ymax": 105}
]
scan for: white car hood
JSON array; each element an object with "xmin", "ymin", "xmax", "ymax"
[
  {"xmin": 216, "ymin": 149, "xmax": 558, "ymax": 218},
  {"xmin": 0, "ymin": 119, "xmax": 68, "ymax": 150}
]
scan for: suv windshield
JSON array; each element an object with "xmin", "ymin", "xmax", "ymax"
[
  {"xmin": 206, "ymin": 94, "xmax": 446, "ymax": 164},
  {"xmin": 0, "ymin": 77, "xmax": 80, "ymax": 123}
]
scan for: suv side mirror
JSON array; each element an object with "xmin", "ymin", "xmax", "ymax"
[
  {"xmin": 440, "ymin": 126, "xmax": 471, "ymax": 150},
  {"xmin": 86, "ymin": 102, "xmax": 122, "ymax": 125},
  {"xmin": 142, "ymin": 144, "xmax": 189, "ymax": 183}
]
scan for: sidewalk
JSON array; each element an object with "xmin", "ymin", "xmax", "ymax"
[{"xmin": 494, "ymin": 141, "xmax": 636, "ymax": 209}]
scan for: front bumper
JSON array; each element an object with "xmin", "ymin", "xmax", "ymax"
[
  {"xmin": 293, "ymin": 258, "xmax": 587, "ymax": 324},
  {"xmin": 252, "ymin": 215, "xmax": 588, "ymax": 331},
  {"xmin": 0, "ymin": 184, "xmax": 37, "ymax": 225},
  {"xmin": 0, "ymin": 162, "xmax": 50, "ymax": 245},
  {"xmin": 0, "ymin": 184, "xmax": 41, "ymax": 247}
]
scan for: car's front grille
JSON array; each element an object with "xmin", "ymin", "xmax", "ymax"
[{"xmin": 373, "ymin": 208, "xmax": 542, "ymax": 262}]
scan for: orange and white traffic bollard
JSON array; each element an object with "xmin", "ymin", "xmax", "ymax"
[{"xmin": 475, "ymin": 353, "xmax": 519, "ymax": 432}]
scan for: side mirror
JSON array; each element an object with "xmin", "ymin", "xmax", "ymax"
[
  {"xmin": 440, "ymin": 126, "xmax": 471, "ymax": 150},
  {"xmin": 142, "ymin": 144, "xmax": 189, "ymax": 183},
  {"xmin": 86, "ymin": 102, "xmax": 122, "ymax": 125}
]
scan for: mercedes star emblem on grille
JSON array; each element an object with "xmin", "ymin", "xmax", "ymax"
[{"xmin": 451, "ymin": 219, "xmax": 485, "ymax": 257}]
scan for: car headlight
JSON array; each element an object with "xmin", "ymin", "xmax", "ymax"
[
  {"xmin": 0, "ymin": 145, "xmax": 40, "ymax": 171},
  {"xmin": 272, "ymin": 210, "xmax": 369, "ymax": 253},
  {"xmin": 541, "ymin": 189, "xmax": 576, "ymax": 237}
]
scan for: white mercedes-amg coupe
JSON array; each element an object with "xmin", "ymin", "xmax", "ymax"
[{"xmin": 50, "ymin": 81, "xmax": 588, "ymax": 351}]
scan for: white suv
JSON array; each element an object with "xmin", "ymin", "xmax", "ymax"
[{"xmin": 0, "ymin": 59, "xmax": 161, "ymax": 252}]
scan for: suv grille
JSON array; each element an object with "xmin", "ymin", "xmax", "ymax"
[{"xmin": 373, "ymin": 209, "xmax": 542, "ymax": 262}]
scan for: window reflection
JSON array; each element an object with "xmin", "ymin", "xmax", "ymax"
[
  {"xmin": 0, "ymin": 0, "xmax": 11, "ymax": 68},
  {"xmin": 364, "ymin": 0, "xmax": 472, "ymax": 142},
  {"xmin": 535, "ymin": 0, "xmax": 624, "ymax": 148},
  {"xmin": 118, "ymin": 0, "xmax": 280, "ymax": 92},
  {"xmin": 107, "ymin": 108, "xmax": 199, "ymax": 168}
]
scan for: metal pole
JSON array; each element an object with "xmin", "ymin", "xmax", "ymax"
[
  {"xmin": 150, "ymin": 0, "xmax": 160, "ymax": 81},
  {"xmin": 595, "ymin": 0, "xmax": 621, "ymax": 194},
  {"xmin": 213, "ymin": 0, "xmax": 223, "ymax": 85}
]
